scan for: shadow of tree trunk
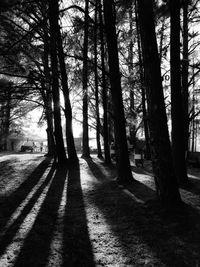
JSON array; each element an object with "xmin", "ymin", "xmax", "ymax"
[{"xmin": 62, "ymin": 163, "xmax": 95, "ymax": 267}]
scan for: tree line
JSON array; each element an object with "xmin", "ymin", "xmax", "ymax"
[{"xmin": 0, "ymin": 0, "xmax": 200, "ymax": 210}]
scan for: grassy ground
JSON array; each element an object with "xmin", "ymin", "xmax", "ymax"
[{"xmin": 0, "ymin": 152, "xmax": 200, "ymax": 266}]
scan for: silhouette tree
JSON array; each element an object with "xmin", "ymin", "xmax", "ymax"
[
  {"xmin": 182, "ymin": 0, "xmax": 189, "ymax": 153},
  {"xmin": 98, "ymin": 0, "xmax": 111, "ymax": 164},
  {"xmin": 94, "ymin": 0, "xmax": 103, "ymax": 159},
  {"xmin": 103, "ymin": 0, "xmax": 133, "ymax": 184},
  {"xmin": 137, "ymin": 0, "xmax": 182, "ymax": 208},
  {"xmin": 57, "ymin": 19, "xmax": 79, "ymax": 165},
  {"xmin": 82, "ymin": 0, "xmax": 90, "ymax": 158},
  {"xmin": 48, "ymin": 0, "xmax": 67, "ymax": 164},
  {"xmin": 169, "ymin": 0, "xmax": 188, "ymax": 184}
]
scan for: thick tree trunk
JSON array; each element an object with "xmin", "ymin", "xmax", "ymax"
[
  {"xmin": 103, "ymin": 0, "xmax": 133, "ymax": 184},
  {"xmin": 94, "ymin": 2, "xmax": 103, "ymax": 158},
  {"xmin": 137, "ymin": 0, "xmax": 182, "ymax": 209},
  {"xmin": 48, "ymin": 0, "xmax": 67, "ymax": 164},
  {"xmin": 170, "ymin": 0, "xmax": 188, "ymax": 184},
  {"xmin": 99, "ymin": 0, "xmax": 111, "ymax": 164},
  {"xmin": 56, "ymin": 16, "xmax": 78, "ymax": 165},
  {"xmin": 82, "ymin": 0, "xmax": 90, "ymax": 158}
]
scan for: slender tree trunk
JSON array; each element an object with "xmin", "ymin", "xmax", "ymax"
[
  {"xmin": 48, "ymin": 0, "xmax": 67, "ymax": 164},
  {"xmin": 45, "ymin": 108, "xmax": 55, "ymax": 156},
  {"xmin": 94, "ymin": 1, "xmax": 103, "ymax": 158},
  {"xmin": 170, "ymin": 0, "xmax": 188, "ymax": 184},
  {"xmin": 182, "ymin": 0, "xmax": 189, "ymax": 155},
  {"xmin": 159, "ymin": 17, "xmax": 166, "ymax": 63},
  {"xmin": 41, "ymin": 85, "xmax": 55, "ymax": 156},
  {"xmin": 82, "ymin": 0, "xmax": 90, "ymax": 158},
  {"xmin": 4, "ymin": 88, "xmax": 11, "ymax": 150},
  {"xmin": 128, "ymin": 5, "xmax": 136, "ymax": 147},
  {"xmin": 135, "ymin": 1, "xmax": 151, "ymax": 159},
  {"xmin": 56, "ymin": 16, "xmax": 78, "ymax": 165},
  {"xmin": 99, "ymin": 0, "xmax": 111, "ymax": 164},
  {"xmin": 41, "ymin": 14, "xmax": 56, "ymax": 156},
  {"xmin": 137, "ymin": 0, "xmax": 182, "ymax": 209},
  {"xmin": 191, "ymin": 92, "xmax": 195, "ymax": 152},
  {"xmin": 128, "ymin": 7, "xmax": 134, "ymax": 111},
  {"xmin": 103, "ymin": 0, "xmax": 133, "ymax": 184}
]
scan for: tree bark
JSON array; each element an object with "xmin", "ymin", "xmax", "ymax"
[
  {"xmin": 170, "ymin": 0, "xmax": 188, "ymax": 184},
  {"xmin": 94, "ymin": 1, "xmax": 103, "ymax": 158},
  {"xmin": 128, "ymin": 5, "xmax": 137, "ymax": 148},
  {"xmin": 3, "ymin": 87, "xmax": 11, "ymax": 150},
  {"xmin": 48, "ymin": 0, "xmax": 67, "ymax": 164},
  {"xmin": 182, "ymin": 0, "xmax": 189, "ymax": 154},
  {"xmin": 99, "ymin": 0, "xmax": 111, "ymax": 164},
  {"xmin": 82, "ymin": 0, "xmax": 90, "ymax": 158},
  {"xmin": 103, "ymin": 0, "xmax": 133, "ymax": 184},
  {"xmin": 137, "ymin": 0, "xmax": 182, "ymax": 209},
  {"xmin": 41, "ymin": 10, "xmax": 56, "ymax": 157},
  {"xmin": 56, "ymin": 16, "xmax": 78, "ymax": 165},
  {"xmin": 128, "ymin": 6, "xmax": 134, "ymax": 112},
  {"xmin": 135, "ymin": 1, "xmax": 151, "ymax": 159}
]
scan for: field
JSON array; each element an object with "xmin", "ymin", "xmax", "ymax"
[{"xmin": 0, "ymin": 152, "xmax": 200, "ymax": 266}]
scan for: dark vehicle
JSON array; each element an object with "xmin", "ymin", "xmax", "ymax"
[
  {"xmin": 20, "ymin": 141, "xmax": 35, "ymax": 152},
  {"xmin": 110, "ymin": 142, "xmax": 116, "ymax": 158}
]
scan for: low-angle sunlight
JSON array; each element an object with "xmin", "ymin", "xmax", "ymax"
[
  {"xmin": 1, "ymin": 0, "xmax": 200, "ymax": 266},
  {"xmin": 46, "ymin": 173, "xmax": 68, "ymax": 267},
  {"xmin": 0, "ymin": 162, "xmax": 56, "ymax": 266}
]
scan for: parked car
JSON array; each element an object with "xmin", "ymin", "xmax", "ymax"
[
  {"xmin": 20, "ymin": 141, "xmax": 35, "ymax": 152},
  {"xmin": 110, "ymin": 142, "xmax": 116, "ymax": 158}
]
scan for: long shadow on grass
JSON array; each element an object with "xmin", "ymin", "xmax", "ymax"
[
  {"xmin": 180, "ymin": 177, "xmax": 200, "ymax": 196},
  {"xmin": 0, "ymin": 157, "xmax": 53, "ymax": 231},
  {"xmin": 86, "ymin": 158, "xmax": 155, "ymax": 202},
  {"xmin": 0, "ymin": 159, "xmax": 56, "ymax": 257},
  {"xmin": 13, "ymin": 164, "xmax": 68, "ymax": 266},
  {"xmin": 85, "ymin": 158, "xmax": 116, "ymax": 182},
  {"xmin": 86, "ymin": 158, "xmax": 200, "ymax": 267},
  {"xmin": 131, "ymin": 165, "xmax": 153, "ymax": 176},
  {"xmin": 62, "ymin": 163, "xmax": 95, "ymax": 267}
]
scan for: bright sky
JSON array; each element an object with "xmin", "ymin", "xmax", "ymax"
[{"xmin": 26, "ymin": 108, "xmax": 83, "ymax": 140}]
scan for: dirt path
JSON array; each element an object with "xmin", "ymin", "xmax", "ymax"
[{"xmin": 0, "ymin": 153, "xmax": 200, "ymax": 266}]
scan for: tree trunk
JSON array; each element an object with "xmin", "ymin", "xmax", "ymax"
[
  {"xmin": 135, "ymin": 1, "xmax": 151, "ymax": 159},
  {"xmin": 137, "ymin": 0, "xmax": 182, "ymax": 209},
  {"xmin": 48, "ymin": 0, "xmax": 67, "ymax": 164},
  {"xmin": 94, "ymin": 1, "xmax": 103, "ymax": 158},
  {"xmin": 82, "ymin": 0, "xmax": 90, "ymax": 158},
  {"xmin": 41, "ymin": 85, "xmax": 55, "ymax": 157},
  {"xmin": 182, "ymin": 0, "xmax": 189, "ymax": 155},
  {"xmin": 103, "ymin": 0, "xmax": 133, "ymax": 184},
  {"xmin": 159, "ymin": 17, "xmax": 166, "ymax": 63},
  {"xmin": 128, "ymin": 7, "xmax": 134, "ymax": 111},
  {"xmin": 128, "ymin": 5, "xmax": 137, "ymax": 147},
  {"xmin": 170, "ymin": 0, "xmax": 188, "ymax": 184},
  {"xmin": 45, "ymin": 112, "xmax": 55, "ymax": 156},
  {"xmin": 56, "ymin": 14, "xmax": 78, "ymax": 165},
  {"xmin": 41, "ymin": 13, "xmax": 56, "ymax": 157},
  {"xmin": 3, "ymin": 87, "xmax": 11, "ymax": 151},
  {"xmin": 99, "ymin": 0, "xmax": 111, "ymax": 164}
]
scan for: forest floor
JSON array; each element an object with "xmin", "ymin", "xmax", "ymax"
[{"xmin": 0, "ymin": 152, "xmax": 200, "ymax": 267}]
